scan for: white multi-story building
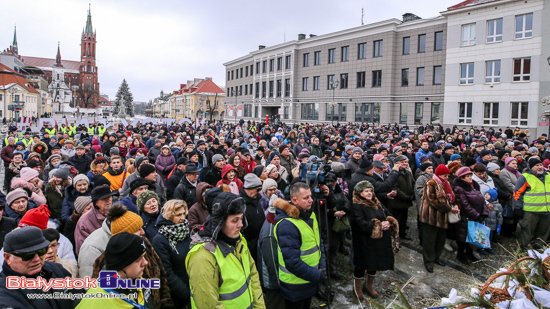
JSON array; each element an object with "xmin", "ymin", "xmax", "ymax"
[{"xmin": 442, "ymin": 0, "xmax": 550, "ymax": 136}]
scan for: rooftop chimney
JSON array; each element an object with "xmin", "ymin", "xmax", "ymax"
[
  {"xmin": 298, "ymin": 34, "xmax": 306, "ymax": 40},
  {"xmin": 309, "ymin": 34, "xmax": 317, "ymax": 38},
  {"xmin": 402, "ymin": 13, "xmax": 421, "ymax": 22},
  {"xmin": 258, "ymin": 45, "xmax": 266, "ymax": 50}
]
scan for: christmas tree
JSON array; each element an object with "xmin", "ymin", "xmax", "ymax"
[{"xmin": 113, "ymin": 79, "xmax": 134, "ymax": 117}]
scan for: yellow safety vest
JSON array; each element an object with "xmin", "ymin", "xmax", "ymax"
[
  {"xmin": 522, "ymin": 173, "xmax": 550, "ymax": 213},
  {"xmin": 45, "ymin": 128, "xmax": 56, "ymax": 136},
  {"xmin": 98, "ymin": 126, "xmax": 107, "ymax": 136},
  {"xmin": 185, "ymin": 235, "xmax": 254, "ymax": 309},
  {"xmin": 60, "ymin": 126, "xmax": 67, "ymax": 134},
  {"xmin": 274, "ymin": 211, "xmax": 321, "ymax": 286},
  {"xmin": 21, "ymin": 139, "xmax": 30, "ymax": 148},
  {"xmin": 87, "ymin": 126, "xmax": 95, "ymax": 135},
  {"xmin": 69, "ymin": 125, "xmax": 77, "ymax": 136}
]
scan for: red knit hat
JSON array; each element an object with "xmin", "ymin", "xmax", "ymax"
[
  {"xmin": 18, "ymin": 204, "xmax": 51, "ymax": 230},
  {"xmin": 435, "ymin": 164, "xmax": 450, "ymax": 176}
]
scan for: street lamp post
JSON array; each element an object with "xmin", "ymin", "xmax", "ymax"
[
  {"xmin": 232, "ymin": 89, "xmax": 238, "ymax": 125},
  {"xmin": 329, "ymin": 79, "xmax": 340, "ymax": 126},
  {"xmin": 9, "ymin": 86, "xmax": 17, "ymax": 121}
]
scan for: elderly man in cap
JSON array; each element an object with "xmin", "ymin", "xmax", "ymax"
[
  {"xmin": 240, "ymin": 174, "xmax": 266, "ymax": 262},
  {"xmin": 69, "ymin": 144, "xmax": 93, "ymax": 174},
  {"xmin": 205, "ymin": 154, "xmax": 224, "ymax": 187},
  {"xmin": 74, "ymin": 184, "xmax": 118, "ymax": 255},
  {"xmin": 174, "ymin": 163, "xmax": 201, "ymax": 207},
  {"xmin": 514, "ymin": 158, "xmax": 550, "ymax": 250},
  {"xmin": 0, "ymin": 227, "xmax": 84, "ymax": 308}
]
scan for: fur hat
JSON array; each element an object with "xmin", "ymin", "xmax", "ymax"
[
  {"xmin": 448, "ymin": 161, "xmax": 463, "ymax": 175},
  {"xmin": 354, "ymin": 180, "xmax": 374, "ymax": 195},
  {"xmin": 209, "ymin": 193, "xmax": 247, "ymax": 239}
]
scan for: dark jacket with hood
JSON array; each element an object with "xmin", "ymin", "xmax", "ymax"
[
  {"xmin": 174, "ymin": 176, "xmax": 198, "ymax": 207},
  {"xmin": 68, "ymin": 153, "xmax": 93, "ymax": 175},
  {"xmin": 166, "ymin": 167, "xmax": 185, "ymax": 200},
  {"xmin": 453, "ymin": 177, "xmax": 488, "ymax": 242},
  {"xmin": 61, "ymin": 184, "xmax": 92, "ymax": 224},
  {"xmin": 273, "ymin": 198, "xmax": 326, "ymax": 302},
  {"xmin": 240, "ymin": 189, "xmax": 265, "ymax": 263},
  {"xmin": 188, "ymin": 182, "xmax": 213, "ymax": 233},
  {"xmin": 204, "ymin": 165, "xmax": 222, "ymax": 187}
]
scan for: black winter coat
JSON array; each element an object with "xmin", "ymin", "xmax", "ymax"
[
  {"xmin": 204, "ymin": 166, "xmax": 222, "ymax": 187},
  {"xmin": 140, "ymin": 211, "xmax": 160, "ymax": 243},
  {"xmin": 166, "ymin": 168, "xmax": 185, "ymax": 200},
  {"xmin": 0, "ymin": 217, "xmax": 17, "ymax": 249},
  {"xmin": 174, "ymin": 177, "xmax": 198, "ymax": 207},
  {"xmin": 350, "ymin": 195, "xmax": 395, "ymax": 271},
  {"xmin": 240, "ymin": 190, "xmax": 265, "ymax": 263},
  {"xmin": 453, "ymin": 178, "xmax": 488, "ymax": 242},
  {"xmin": 151, "ymin": 216, "xmax": 192, "ymax": 308},
  {"xmin": 68, "ymin": 154, "xmax": 93, "ymax": 175}
]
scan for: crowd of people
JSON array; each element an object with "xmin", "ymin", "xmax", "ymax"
[{"xmin": 0, "ymin": 119, "xmax": 549, "ymax": 308}]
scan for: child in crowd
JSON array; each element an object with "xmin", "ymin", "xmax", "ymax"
[{"xmin": 482, "ymin": 187, "xmax": 503, "ymax": 254}]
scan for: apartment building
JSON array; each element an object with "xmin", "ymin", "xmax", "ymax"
[
  {"xmin": 224, "ymin": 13, "xmax": 447, "ymax": 124},
  {"xmin": 442, "ymin": 0, "xmax": 550, "ymax": 135}
]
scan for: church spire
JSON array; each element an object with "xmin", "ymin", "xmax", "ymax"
[
  {"xmin": 54, "ymin": 42, "xmax": 63, "ymax": 67},
  {"xmin": 12, "ymin": 25, "xmax": 18, "ymax": 54},
  {"xmin": 85, "ymin": 3, "xmax": 93, "ymax": 35}
]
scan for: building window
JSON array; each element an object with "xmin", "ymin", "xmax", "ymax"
[
  {"xmin": 487, "ymin": 19, "xmax": 503, "ymax": 43},
  {"xmin": 326, "ymin": 103, "xmax": 346, "ymax": 121},
  {"xmin": 357, "ymin": 72, "xmax": 366, "ymax": 88},
  {"xmin": 255, "ymin": 83, "xmax": 259, "ymax": 98},
  {"xmin": 340, "ymin": 73, "xmax": 348, "ymax": 89},
  {"xmin": 245, "ymin": 85, "xmax": 248, "ymax": 95},
  {"xmin": 461, "ymin": 23, "xmax": 476, "ymax": 46},
  {"xmin": 277, "ymin": 57, "xmax": 282, "ymax": 70},
  {"xmin": 262, "ymin": 61, "xmax": 267, "ymax": 73},
  {"xmin": 328, "ymin": 48, "xmax": 335, "ymax": 64},
  {"xmin": 239, "ymin": 85, "xmax": 242, "ymax": 95},
  {"xmin": 431, "ymin": 103, "xmax": 441, "ymax": 123},
  {"xmin": 250, "ymin": 65, "xmax": 254, "ymax": 75},
  {"xmin": 269, "ymin": 59, "xmax": 274, "ymax": 72},
  {"xmin": 358, "ymin": 43, "xmax": 366, "ymax": 59},
  {"xmin": 327, "ymin": 75, "xmax": 335, "ymax": 89},
  {"xmin": 276, "ymin": 80, "xmax": 282, "ymax": 97},
  {"xmin": 256, "ymin": 62, "xmax": 260, "ymax": 74},
  {"xmin": 372, "ymin": 70, "xmax": 382, "ymax": 87},
  {"xmin": 314, "ymin": 51, "xmax": 321, "ymax": 65},
  {"xmin": 415, "ymin": 102, "xmax": 423, "ymax": 124},
  {"xmin": 460, "ymin": 63, "xmax": 474, "ymax": 85},
  {"xmin": 240, "ymin": 68, "xmax": 243, "ymax": 78},
  {"xmin": 269, "ymin": 81, "xmax": 274, "ymax": 97},
  {"xmin": 434, "ymin": 31, "xmax": 443, "ymax": 51},
  {"xmin": 341, "ymin": 46, "xmax": 349, "ymax": 62},
  {"xmin": 511, "ymin": 102, "xmax": 529, "ymax": 126},
  {"xmin": 403, "ymin": 37, "xmax": 410, "ymax": 55},
  {"xmin": 302, "ymin": 77, "xmax": 309, "ymax": 91},
  {"xmin": 283, "ymin": 106, "xmax": 289, "ymax": 119},
  {"xmin": 313, "ymin": 76, "xmax": 320, "ymax": 90},
  {"xmin": 485, "ymin": 60, "xmax": 501, "ymax": 83},
  {"xmin": 285, "ymin": 55, "xmax": 291, "ymax": 69},
  {"xmin": 355, "ymin": 103, "xmax": 380, "ymax": 123},
  {"xmin": 418, "ymin": 34, "xmax": 426, "ymax": 53},
  {"xmin": 235, "ymin": 69, "xmax": 239, "ymax": 79},
  {"xmin": 231, "ymin": 70, "xmax": 234, "ymax": 80},
  {"xmin": 244, "ymin": 104, "xmax": 253, "ymax": 117},
  {"xmin": 245, "ymin": 66, "xmax": 248, "ymax": 77},
  {"xmin": 284, "ymin": 79, "xmax": 290, "ymax": 96},
  {"xmin": 416, "ymin": 67, "xmax": 425, "ymax": 86},
  {"xmin": 373, "ymin": 40, "xmax": 383, "ymax": 57},
  {"xmin": 515, "ymin": 13, "xmax": 533, "ymax": 39},
  {"xmin": 303, "ymin": 53, "xmax": 310, "ymax": 67},
  {"xmin": 401, "ymin": 69, "xmax": 409, "ymax": 87},
  {"xmin": 227, "ymin": 71, "xmax": 230, "ymax": 81},
  {"xmin": 301, "ymin": 103, "xmax": 319, "ymax": 120},
  {"xmin": 483, "ymin": 102, "xmax": 499, "ymax": 125},
  {"xmin": 255, "ymin": 106, "xmax": 259, "ymax": 118},
  {"xmin": 513, "ymin": 58, "xmax": 531, "ymax": 81},
  {"xmin": 261, "ymin": 81, "xmax": 266, "ymax": 97},
  {"xmin": 399, "ymin": 103, "xmax": 408, "ymax": 124},
  {"xmin": 433, "ymin": 66, "xmax": 442, "ymax": 85},
  {"xmin": 458, "ymin": 102, "xmax": 473, "ymax": 123},
  {"xmin": 0, "ymin": 94, "xmax": 2, "ymax": 101}
]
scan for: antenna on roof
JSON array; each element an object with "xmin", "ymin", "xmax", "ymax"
[
  {"xmin": 362, "ymin": 8, "xmax": 364, "ymax": 25},
  {"xmin": 284, "ymin": 30, "xmax": 286, "ymax": 42}
]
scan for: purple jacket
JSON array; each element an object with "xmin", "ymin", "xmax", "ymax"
[
  {"xmin": 155, "ymin": 153, "xmax": 176, "ymax": 185},
  {"xmin": 74, "ymin": 206, "xmax": 105, "ymax": 255},
  {"xmin": 453, "ymin": 177, "xmax": 488, "ymax": 242}
]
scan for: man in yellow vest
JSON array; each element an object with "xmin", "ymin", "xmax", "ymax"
[
  {"xmin": 69, "ymin": 123, "xmax": 77, "ymax": 137},
  {"xmin": 87, "ymin": 123, "xmax": 96, "ymax": 136},
  {"xmin": 514, "ymin": 158, "xmax": 550, "ymax": 250},
  {"xmin": 59, "ymin": 124, "xmax": 68, "ymax": 135},
  {"xmin": 274, "ymin": 182, "xmax": 326, "ymax": 309},
  {"xmin": 97, "ymin": 123, "xmax": 107, "ymax": 136},
  {"xmin": 20, "ymin": 131, "xmax": 31, "ymax": 148},
  {"xmin": 186, "ymin": 194, "xmax": 265, "ymax": 309},
  {"xmin": 44, "ymin": 123, "xmax": 56, "ymax": 137}
]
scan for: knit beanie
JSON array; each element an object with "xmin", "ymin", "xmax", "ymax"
[
  {"xmin": 464, "ymin": 157, "xmax": 477, "ymax": 167},
  {"xmin": 107, "ymin": 204, "xmax": 144, "ymax": 236},
  {"xmin": 373, "ymin": 154, "xmax": 384, "ymax": 161},
  {"xmin": 134, "ymin": 155, "xmax": 148, "ymax": 168},
  {"xmin": 54, "ymin": 166, "xmax": 71, "ymax": 180},
  {"xmin": 485, "ymin": 188, "xmax": 498, "ymax": 200},
  {"xmin": 136, "ymin": 190, "xmax": 160, "ymax": 211},
  {"xmin": 359, "ymin": 158, "xmax": 373, "ymax": 170},
  {"xmin": 110, "ymin": 147, "xmax": 120, "ymax": 156},
  {"xmin": 505, "ymin": 157, "xmax": 517, "ymax": 166},
  {"xmin": 450, "ymin": 154, "xmax": 461, "ymax": 162},
  {"xmin": 420, "ymin": 162, "xmax": 432, "ymax": 172},
  {"xmin": 74, "ymin": 196, "xmax": 93, "ymax": 214},
  {"xmin": 487, "ymin": 162, "xmax": 500, "ymax": 173},
  {"xmin": 435, "ymin": 164, "xmax": 450, "ymax": 176},
  {"xmin": 331, "ymin": 162, "xmax": 345, "ymax": 174},
  {"xmin": 6, "ymin": 188, "xmax": 28, "ymax": 208},
  {"xmin": 73, "ymin": 174, "xmax": 90, "ymax": 186},
  {"xmin": 139, "ymin": 163, "xmax": 156, "ymax": 179},
  {"xmin": 265, "ymin": 164, "xmax": 277, "ymax": 176},
  {"xmin": 212, "ymin": 154, "xmax": 224, "ymax": 164},
  {"xmin": 352, "ymin": 147, "xmax": 363, "ymax": 155},
  {"xmin": 354, "ymin": 180, "xmax": 374, "ymax": 195},
  {"xmin": 262, "ymin": 178, "xmax": 278, "ymax": 195},
  {"xmin": 105, "ymin": 232, "xmax": 147, "ymax": 271},
  {"xmin": 18, "ymin": 204, "xmax": 50, "ymax": 230},
  {"xmin": 19, "ymin": 167, "xmax": 39, "ymax": 182},
  {"xmin": 529, "ymin": 158, "xmax": 543, "ymax": 169}
]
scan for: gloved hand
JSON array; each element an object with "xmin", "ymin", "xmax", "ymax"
[
  {"xmin": 269, "ymin": 194, "xmax": 278, "ymax": 207},
  {"xmin": 319, "ymin": 269, "xmax": 327, "ymax": 284},
  {"xmin": 497, "ymin": 224, "xmax": 502, "ymax": 234},
  {"xmin": 514, "ymin": 209, "xmax": 524, "ymax": 220}
]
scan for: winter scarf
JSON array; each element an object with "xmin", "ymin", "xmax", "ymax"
[
  {"xmin": 433, "ymin": 174, "xmax": 455, "ymax": 203},
  {"xmin": 505, "ymin": 166, "xmax": 521, "ymax": 178},
  {"xmin": 196, "ymin": 148, "xmax": 208, "ymax": 169},
  {"xmin": 157, "ymin": 220, "xmax": 190, "ymax": 254},
  {"xmin": 106, "ymin": 166, "xmax": 125, "ymax": 176}
]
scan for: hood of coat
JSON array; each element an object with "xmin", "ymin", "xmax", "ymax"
[
  {"xmin": 195, "ymin": 182, "xmax": 213, "ymax": 208},
  {"xmin": 273, "ymin": 198, "xmax": 300, "ymax": 220},
  {"xmin": 92, "ymin": 138, "xmax": 99, "ymax": 145},
  {"xmin": 65, "ymin": 184, "xmax": 92, "ymax": 202},
  {"xmin": 221, "ymin": 164, "xmax": 237, "ymax": 179},
  {"xmin": 31, "ymin": 141, "xmax": 48, "ymax": 154}
]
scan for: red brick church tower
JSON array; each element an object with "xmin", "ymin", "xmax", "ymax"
[{"xmin": 78, "ymin": 4, "xmax": 100, "ymax": 108}]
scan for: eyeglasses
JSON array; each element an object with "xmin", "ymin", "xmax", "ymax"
[
  {"xmin": 11, "ymin": 246, "xmax": 49, "ymax": 261},
  {"xmin": 256, "ymin": 187, "xmax": 263, "ymax": 192}
]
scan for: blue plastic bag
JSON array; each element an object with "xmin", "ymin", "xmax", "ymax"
[{"xmin": 466, "ymin": 221, "xmax": 491, "ymax": 249}]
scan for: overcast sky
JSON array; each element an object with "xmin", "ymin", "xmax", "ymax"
[{"xmin": 1, "ymin": 0, "xmax": 460, "ymax": 102}]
